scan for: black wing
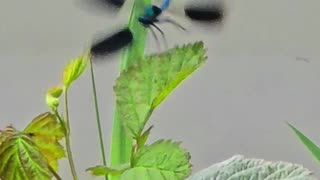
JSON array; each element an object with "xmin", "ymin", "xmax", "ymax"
[
  {"xmin": 75, "ymin": 0, "xmax": 126, "ymax": 15},
  {"xmin": 184, "ymin": 2, "xmax": 224, "ymax": 23},
  {"xmin": 90, "ymin": 27, "xmax": 133, "ymax": 57}
]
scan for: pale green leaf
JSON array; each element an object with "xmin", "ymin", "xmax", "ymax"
[
  {"xmin": 121, "ymin": 139, "xmax": 191, "ymax": 180},
  {"xmin": 86, "ymin": 165, "xmax": 127, "ymax": 176},
  {"xmin": 0, "ymin": 127, "xmax": 53, "ymax": 180},
  {"xmin": 23, "ymin": 112, "xmax": 66, "ymax": 171},
  {"xmin": 120, "ymin": 167, "xmax": 177, "ymax": 180},
  {"xmin": 62, "ymin": 53, "xmax": 89, "ymax": 88},
  {"xmin": 45, "ymin": 85, "xmax": 63, "ymax": 111},
  {"xmin": 114, "ymin": 42, "xmax": 207, "ymax": 137},
  {"xmin": 187, "ymin": 155, "xmax": 317, "ymax": 180},
  {"xmin": 288, "ymin": 123, "xmax": 320, "ymax": 164}
]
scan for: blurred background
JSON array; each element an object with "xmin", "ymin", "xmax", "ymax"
[{"xmin": 1, "ymin": 0, "xmax": 320, "ymax": 179}]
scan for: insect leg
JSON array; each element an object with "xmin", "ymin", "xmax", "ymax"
[
  {"xmin": 151, "ymin": 23, "xmax": 168, "ymax": 50},
  {"xmin": 158, "ymin": 17, "xmax": 188, "ymax": 32},
  {"xmin": 149, "ymin": 27, "xmax": 161, "ymax": 51}
]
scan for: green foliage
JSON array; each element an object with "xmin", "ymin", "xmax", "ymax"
[
  {"xmin": 88, "ymin": 139, "xmax": 191, "ymax": 180},
  {"xmin": 62, "ymin": 53, "xmax": 89, "ymax": 89},
  {"xmin": 0, "ymin": 112, "xmax": 65, "ymax": 180},
  {"xmin": 288, "ymin": 123, "xmax": 320, "ymax": 164},
  {"xmin": 187, "ymin": 155, "xmax": 316, "ymax": 180},
  {"xmin": 89, "ymin": 43, "xmax": 204, "ymax": 179},
  {"xmin": 120, "ymin": 167, "xmax": 179, "ymax": 180},
  {"xmin": 114, "ymin": 42, "xmax": 207, "ymax": 138},
  {"xmin": 86, "ymin": 164, "xmax": 129, "ymax": 177},
  {"xmin": 129, "ymin": 140, "xmax": 191, "ymax": 180},
  {"xmin": 24, "ymin": 112, "xmax": 66, "ymax": 171},
  {"xmin": 0, "ymin": 126, "xmax": 54, "ymax": 180},
  {"xmin": 109, "ymin": 0, "xmax": 152, "ymax": 174}
]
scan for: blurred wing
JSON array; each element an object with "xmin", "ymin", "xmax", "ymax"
[
  {"xmin": 91, "ymin": 27, "xmax": 133, "ymax": 58},
  {"xmin": 74, "ymin": 0, "xmax": 126, "ymax": 15},
  {"xmin": 156, "ymin": 0, "xmax": 226, "ymax": 31},
  {"xmin": 184, "ymin": 0, "xmax": 225, "ymax": 23}
]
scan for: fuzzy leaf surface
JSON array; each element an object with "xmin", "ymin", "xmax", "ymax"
[
  {"xmin": 187, "ymin": 155, "xmax": 317, "ymax": 180},
  {"xmin": 114, "ymin": 42, "xmax": 207, "ymax": 137}
]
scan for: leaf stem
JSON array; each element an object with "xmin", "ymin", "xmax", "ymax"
[
  {"xmin": 64, "ymin": 90, "xmax": 79, "ymax": 180},
  {"xmin": 48, "ymin": 164, "xmax": 62, "ymax": 180},
  {"xmin": 109, "ymin": 0, "xmax": 150, "ymax": 179},
  {"xmin": 89, "ymin": 58, "xmax": 108, "ymax": 180}
]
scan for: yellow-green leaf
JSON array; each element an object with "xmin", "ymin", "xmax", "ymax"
[
  {"xmin": 46, "ymin": 85, "xmax": 63, "ymax": 111},
  {"xmin": 24, "ymin": 112, "xmax": 66, "ymax": 171},
  {"xmin": 0, "ymin": 126, "xmax": 53, "ymax": 180},
  {"xmin": 63, "ymin": 52, "xmax": 89, "ymax": 88},
  {"xmin": 114, "ymin": 42, "xmax": 207, "ymax": 137},
  {"xmin": 86, "ymin": 165, "xmax": 125, "ymax": 176},
  {"xmin": 121, "ymin": 140, "xmax": 191, "ymax": 180}
]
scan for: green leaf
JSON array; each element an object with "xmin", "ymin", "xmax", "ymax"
[
  {"xmin": 23, "ymin": 112, "xmax": 66, "ymax": 171},
  {"xmin": 114, "ymin": 42, "xmax": 207, "ymax": 137},
  {"xmin": 187, "ymin": 155, "xmax": 316, "ymax": 180},
  {"xmin": 0, "ymin": 126, "xmax": 53, "ymax": 180},
  {"xmin": 62, "ymin": 52, "xmax": 89, "ymax": 88},
  {"xmin": 288, "ymin": 122, "xmax": 320, "ymax": 163},
  {"xmin": 122, "ymin": 139, "xmax": 191, "ymax": 180},
  {"xmin": 120, "ymin": 167, "xmax": 177, "ymax": 180},
  {"xmin": 46, "ymin": 85, "xmax": 63, "ymax": 111},
  {"xmin": 86, "ymin": 165, "xmax": 128, "ymax": 176}
]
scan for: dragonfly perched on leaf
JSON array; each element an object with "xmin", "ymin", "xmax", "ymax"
[{"xmin": 78, "ymin": 0, "xmax": 226, "ymax": 57}]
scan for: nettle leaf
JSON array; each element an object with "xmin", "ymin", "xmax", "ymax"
[
  {"xmin": 23, "ymin": 112, "xmax": 66, "ymax": 171},
  {"xmin": 0, "ymin": 127, "xmax": 53, "ymax": 180},
  {"xmin": 288, "ymin": 123, "xmax": 320, "ymax": 164},
  {"xmin": 86, "ymin": 165, "xmax": 127, "ymax": 176},
  {"xmin": 121, "ymin": 140, "xmax": 191, "ymax": 180},
  {"xmin": 187, "ymin": 155, "xmax": 317, "ymax": 180},
  {"xmin": 46, "ymin": 85, "xmax": 63, "ymax": 111},
  {"xmin": 63, "ymin": 52, "xmax": 89, "ymax": 88},
  {"xmin": 114, "ymin": 42, "xmax": 207, "ymax": 137}
]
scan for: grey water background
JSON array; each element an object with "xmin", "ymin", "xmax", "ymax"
[{"xmin": 1, "ymin": 0, "xmax": 320, "ymax": 179}]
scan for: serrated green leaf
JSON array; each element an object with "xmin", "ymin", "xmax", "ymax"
[
  {"xmin": 125, "ymin": 139, "xmax": 191, "ymax": 180},
  {"xmin": 86, "ymin": 165, "xmax": 126, "ymax": 176},
  {"xmin": 288, "ymin": 123, "xmax": 320, "ymax": 164},
  {"xmin": 120, "ymin": 167, "xmax": 177, "ymax": 180},
  {"xmin": 62, "ymin": 53, "xmax": 89, "ymax": 88},
  {"xmin": 23, "ymin": 112, "xmax": 66, "ymax": 171},
  {"xmin": 114, "ymin": 42, "xmax": 207, "ymax": 137},
  {"xmin": 46, "ymin": 85, "xmax": 63, "ymax": 111},
  {"xmin": 187, "ymin": 155, "xmax": 317, "ymax": 180},
  {"xmin": 0, "ymin": 127, "xmax": 53, "ymax": 180}
]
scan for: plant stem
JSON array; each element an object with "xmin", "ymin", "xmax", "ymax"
[
  {"xmin": 89, "ymin": 58, "xmax": 108, "ymax": 180},
  {"xmin": 64, "ymin": 90, "xmax": 79, "ymax": 180},
  {"xmin": 109, "ymin": 0, "xmax": 150, "ymax": 179}
]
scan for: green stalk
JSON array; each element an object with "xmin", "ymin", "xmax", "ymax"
[
  {"xmin": 64, "ymin": 90, "xmax": 79, "ymax": 180},
  {"xmin": 109, "ymin": 0, "xmax": 151, "ymax": 179},
  {"xmin": 89, "ymin": 58, "xmax": 108, "ymax": 180}
]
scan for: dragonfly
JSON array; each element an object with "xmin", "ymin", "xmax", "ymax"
[{"xmin": 86, "ymin": 0, "xmax": 225, "ymax": 57}]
